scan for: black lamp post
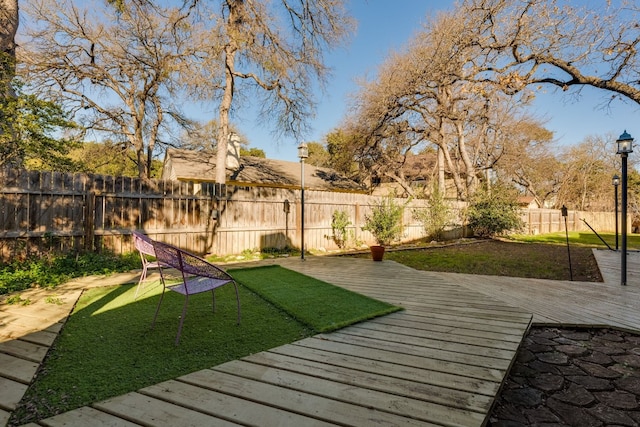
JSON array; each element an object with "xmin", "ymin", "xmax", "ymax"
[
  {"xmin": 613, "ymin": 174, "xmax": 620, "ymax": 251},
  {"xmin": 616, "ymin": 131, "xmax": 633, "ymax": 286},
  {"xmin": 561, "ymin": 205, "xmax": 573, "ymax": 281},
  {"xmin": 298, "ymin": 143, "xmax": 308, "ymax": 260}
]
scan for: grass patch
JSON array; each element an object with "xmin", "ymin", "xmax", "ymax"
[
  {"xmin": 508, "ymin": 231, "xmax": 640, "ymax": 250},
  {"xmin": 230, "ymin": 265, "xmax": 401, "ymax": 332},
  {"xmin": 11, "ymin": 266, "xmax": 397, "ymax": 425}
]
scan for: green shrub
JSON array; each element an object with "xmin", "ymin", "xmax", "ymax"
[
  {"xmin": 466, "ymin": 187, "xmax": 524, "ymax": 237},
  {"xmin": 362, "ymin": 196, "xmax": 404, "ymax": 246},
  {"xmin": 330, "ymin": 210, "xmax": 352, "ymax": 248},
  {"xmin": 0, "ymin": 251, "xmax": 140, "ymax": 295},
  {"xmin": 412, "ymin": 185, "xmax": 452, "ymax": 241}
]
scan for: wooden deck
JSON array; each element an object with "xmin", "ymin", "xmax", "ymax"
[
  {"xmin": 5, "ymin": 250, "xmax": 640, "ymax": 427},
  {"xmin": 33, "ymin": 258, "xmax": 533, "ymax": 427},
  {"xmin": 426, "ymin": 249, "xmax": 640, "ymax": 331}
]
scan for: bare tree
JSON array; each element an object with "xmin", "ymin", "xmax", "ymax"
[
  {"xmin": 343, "ymin": 10, "xmax": 537, "ymax": 200},
  {"xmin": 461, "ymin": 0, "xmax": 640, "ymax": 106},
  {"xmin": 19, "ymin": 0, "xmax": 204, "ymax": 179},
  {"xmin": 556, "ymin": 134, "xmax": 624, "ymax": 211},
  {"xmin": 495, "ymin": 118, "xmax": 559, "ymax": 207},
  {"xmin": 210, "ymin": 0, "xmax": 353, "ymax": 184},
  {"xmin": 179, "ymin": 119, "xmax": 247, "ymax": 152}
]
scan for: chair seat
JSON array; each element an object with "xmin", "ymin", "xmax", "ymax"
[
  {"xmin": 145, "ymin": 260, "xmax": 162, "ymax": 269},
  {"xmin": 167, "ymin": 276, "xmax": 234, "ymax": 295}
]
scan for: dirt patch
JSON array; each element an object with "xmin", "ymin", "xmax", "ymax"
[
  {"xmin": 428, "ymin": 240, "xmax": 602, "ymax": 282},
  {"xmin": 351, "ymin": 239, "xmax": 603, "ymax": 282}
]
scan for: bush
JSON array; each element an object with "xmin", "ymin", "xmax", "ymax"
[
  {"xmin": 466, "ymin": 187, "xmax": 524, "ymax": 237},
  {"xmin": 362, "ymin": 196, "xmax": 404, "ymax": 246},
  {"xmin": 412, "ymin": 185, "xmax": 451, "ymax": 241},
  {"xmin": 0, "ymin": 251, "xmax": 140, "ymax": 295},
  {"xmin": 330, "ymin": 210, "xmax": 352, "ymax": 248}
]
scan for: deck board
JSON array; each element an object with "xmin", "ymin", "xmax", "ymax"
[
  {"xmin": 179, "ymin": 369, "xmax": 438, "ymax": 426},
  {"xmin": 92, "ymin": 391, "xmax": 242, "ymax": 427},
  {"xmin": 428, "ymin": 270, "xmax": 640, "ymax": 332},
  {"xmin": 241, "ymin": 350, "xmax": 494, "ymax": 411},
  {"xmin": 267, "ymin": 343, "xmax": 501, "ymax": 395},
  {"xmin": 213, "ymin": 360, "xmax": 487, "ymax": 426},
  {"xmin": 141, "ymin": 380, "xmax": 333, "ymax": 427}
]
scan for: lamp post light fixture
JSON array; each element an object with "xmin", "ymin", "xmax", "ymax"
[
  {"xmin": 616, "ymin": 130, "xmax": 633, "ymax": 286},
  {"xmin": 298, "ymin": 143, "xmax": 309, "ymax": 260},
  {"xmin": 613, "ymin": 174, "xmax": 620, "ymax": 251}
]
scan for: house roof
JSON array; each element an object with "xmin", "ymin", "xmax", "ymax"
[
  {"xmin": 162, "ymin": 148, "xmax": 366, "ymax": 192},
  {"xmin": 518, "ymin": 196, "xmax": 540, "ymax": 207},
  {"xmin": 402, "ymin": 153, "xmax": 437, "ymax": 181}
]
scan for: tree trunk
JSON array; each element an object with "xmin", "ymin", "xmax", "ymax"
[
  {"xmin": 216, "ymin": 0, "xmax": 242, "ymax": 185},
  {"xmin": 438, "ymin": 146, "xmax": 445, "ymax": 194},
  {"xmin": 0, "ymin": 0, "xmax": 19, "ymax": 167},
  {"xmin": 0, "ymin": 0, "xmax": 18, "ymax": 96}
]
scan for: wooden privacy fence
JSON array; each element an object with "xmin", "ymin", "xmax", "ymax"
[
  {"xmin": 0, "ymin": 168, "xmax": 622, "ymax": 261},
  {"xmin": 520, "ymin": 209, "xmax": 620, "ymax": 236}
]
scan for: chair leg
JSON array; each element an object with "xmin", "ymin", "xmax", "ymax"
[
  {"xmin": 134, "ymin": 265, "xmax": 148, "ymax": 300},
  {"xmin": 175, "ymin": 295, "xmax": 189, "ymax": 345},
  {"xmin": 151, "ymin": 287, "xmax": 165, "ymax": 329}
]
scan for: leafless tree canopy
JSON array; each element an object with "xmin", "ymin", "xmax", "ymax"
[
  {"xmin": 328, "ymin": 0, "xmax": 639, "ymax": 210},
  {"xmin": 211, "ymin": 0, "xmax": 353, "ymax": 183},
  {"xmin": 19, "ymin": 0, "xmax": 208, "ymax": 180},
  {"xmin": 460, "ymin": 0, "xmax": 640, "ymax": 105},
  {"xmin": 341, "ymin": 10, "xmax": 538, "ymax": 200}
]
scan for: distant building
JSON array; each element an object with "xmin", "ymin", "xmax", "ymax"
[
  {"xmin": 518, "ymin": 196, "xmax": 541, "ymax": 209},
  {"xmin": 161, "ymin": 147, "xmax": 365, "ymax": 193},
  {"xmin": 370, "ymin": 152, "xmax": 440, "ymax": 196}
]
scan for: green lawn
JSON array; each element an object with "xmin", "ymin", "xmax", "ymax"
[
  {"xmin": 10, "ymin": 265, "xmax": 398, "ymax": 425},
  {"xmin": 508, "ymin": 231, "xmax": 640, "ymax": 250}
]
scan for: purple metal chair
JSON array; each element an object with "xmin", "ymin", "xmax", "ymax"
[
  {"xmin": 132, "ymin": 231, "xmax": 163, "ymax": 299},
  {"xmin": 151, "ymin": 240, "xmax": 241, "ymax": 345}
]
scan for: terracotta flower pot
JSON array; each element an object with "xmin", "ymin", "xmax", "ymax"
[{"xmin": 370, "ymin": 245, "xmax": 385, "ymax": 261}]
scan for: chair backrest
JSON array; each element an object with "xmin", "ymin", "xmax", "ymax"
[
  {"xmin": 133, "ymin": 231, "xmax": 156, "ymax": 257},
  {"xmin": 152, "ymin": 240, "xmax": 182, "ymax": 270},
  {"xmin": 152, "ymin": 240, "xmax": 232, "ymax": 281}
]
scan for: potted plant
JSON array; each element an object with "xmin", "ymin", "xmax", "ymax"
[{"xmin": 362, "ymin": 196, "xmax": 404, "ymax": 261}]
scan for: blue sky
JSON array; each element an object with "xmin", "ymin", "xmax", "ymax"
[{"xmin": 214, "ymin": 0, "xmax": 640, "ymax": 162}]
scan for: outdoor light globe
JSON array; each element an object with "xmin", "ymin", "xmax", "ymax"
[
  {"xmin": 616, "ymin": 130, "xmax": 634, "ymax": 154},
  {"xmin": 613, "ymin": 175, "xmax": 620, "ymax": 186},
  {"xmin": 298, "ymin": 143, "xmax": 309, "ymax": 160}
]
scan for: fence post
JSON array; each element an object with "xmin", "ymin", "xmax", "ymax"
[
  {"xmin": 84, "ymin": 190, "xmax": 96, "ymax": 251},
  {"xmin": 354, "ymin": 202, "xmax": 360, "ymax": 244}
]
